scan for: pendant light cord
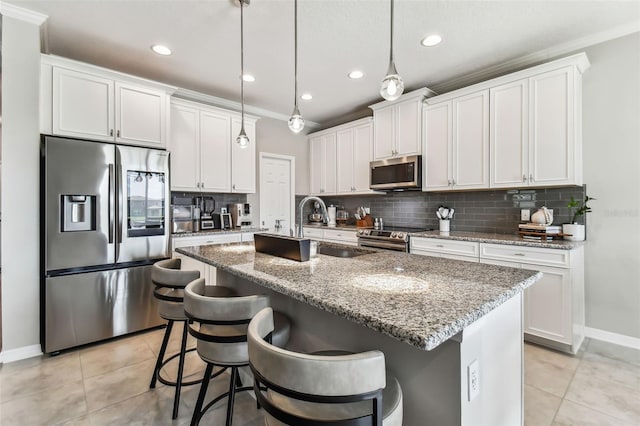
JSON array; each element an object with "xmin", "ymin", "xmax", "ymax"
[
  {"xmin": 389, "ymin": 0, "xmax": 394, "ymax": 64},
  {"xmin": 240, "ymin": 0, "xmax": 245, "ymax": 129},
  {"xmin": 294, "ymin": 0, "xmax": 298, "ymax": 109}
]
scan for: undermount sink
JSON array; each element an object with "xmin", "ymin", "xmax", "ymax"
[{"xmin": 316, "ymin": 245, "xmax": 372, "ymax": 258}]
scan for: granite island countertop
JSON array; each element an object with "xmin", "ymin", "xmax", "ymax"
[
  {"xmin": 176, "ymin": 241, "xmax": 541, "ymax": 351},
  {"xmin": 409, "ymin": 230, "xmax": 584, "ymax": 250}
]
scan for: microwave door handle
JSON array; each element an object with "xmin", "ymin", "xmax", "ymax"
[{"xmin": 108, "ymin": 163, "xmax": 114, "ymax": 244}]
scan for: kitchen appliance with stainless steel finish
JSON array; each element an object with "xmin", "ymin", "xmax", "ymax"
[
  {"xmin": 41, "ymin": 135, "xmax": 169, "ymax": 353},
  {"xmin": 357, "ymin": 226, "xmax": 431, "ymax": 252},
  {"xmin": 171, "ymin": 205, "xmax": 194, "ymax": 234},
  {"xmin": 370, "ymin": 155, "xmax": 422, "ymax": 191},
  {"xmin": 229, "ymin": 203, "xmax": 252, "ymax": 228}
]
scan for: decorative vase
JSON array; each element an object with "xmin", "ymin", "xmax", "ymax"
[
  {"xmin": 562, "ymin": 224, "xmax": 585, "ymax": 241},
  {"xmin": 439, "ymin": 220, "xmax": 450, "ymax": 233}
]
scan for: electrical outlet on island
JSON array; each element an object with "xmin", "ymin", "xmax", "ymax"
[
  {"xmin": 467, "ymin": 359, "xmax": 480, "ymax": 402},
  {"xmin": 520, "ymin": 209, "xmax": 530, "ymax": 222}
]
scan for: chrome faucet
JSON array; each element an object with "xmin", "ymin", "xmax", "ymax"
[{"xmin": 297, "ymin": 196, "xmax": 329, "ymax": 238}]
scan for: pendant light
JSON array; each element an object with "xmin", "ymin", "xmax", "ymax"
[
  {"xmin": 236, "ymin": 0, "xmax": 250, "ymax": 148},
  {"xmin": 380, "ymin": 0, "xmax": 404, "ymax": 101},
  {"xmin": 288, "ymin": 0, "xmax": 305, "ymax": 133}
]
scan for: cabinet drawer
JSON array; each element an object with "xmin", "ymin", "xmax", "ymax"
[
  {"xmin": 480, "ymin": 243, "xmax": 570, "ymax": 268},
  {"xmin": 172, "ymin": 233, "xmax": 242, "ymax": 250},
  {"xmin": 323, "ymin": 229, "xmax": 358, "ymax": 243},
  {"xmin": 303, "ymin": 227, "xmax": 324, "ymax": 238},
  {"xmin": 410, "ymin": 237, "xmax": 479, "ymax": 258}
]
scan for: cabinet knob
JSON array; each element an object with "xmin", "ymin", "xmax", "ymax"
[
  {"xmin": 232, "ymin": 184, "xmax": 236, "ymax": 190},
  {"xmin": 201, "ymin": 182, "xmax": 205, "ymax": 188},
  {"xmin": 514, "ymin": 253, "xmax": 526, "ymax": 256},
  {"xmin": 447, "ymin": 180, "xmax": 452, "ymax": 186},
  {"xmin": 523, "ymin": 175, "xmax": 527, "ymax": 182},
  {"xmin": 116, "ymin": 130, "xmax": 121, "ymax": 138},
  {"xmin": 452, "ymin": 179, "xmax": 456, "ymax": 186},
  {"xmin": 110, "ymin": 129, "xmax": 114, "ymax": 137},
  {"xmin": 529, "ymin": 174, "xmax": 534, "ymax": 182}
]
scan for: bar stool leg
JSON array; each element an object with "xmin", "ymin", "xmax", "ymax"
[
  {"xmin": 150, "ymin": 320, "xmax": 174, "ymax": 389},
  {"xmin": 191, "ymin": 363, "xmax": 214, "ymax": 426},
  {"xmin": 225, "ymin": 367, "xmax": 238, "ymax": 426},
  {"xmin": 172, "ymin": 320, "xmax": 189, "ymax": 419}
]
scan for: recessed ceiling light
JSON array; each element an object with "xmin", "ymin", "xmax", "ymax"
[
  {"xmin": 301, "ymin": 93, "xmax": 313, "ymax": 101},
  {"xmin": 151, "ymin": 44, "xmax": 172, "ymax": 56},
  {"xmin": 421, "ymin": 34, "xmax": 442, "ymax": 47},
  {"xmin": 242, "ymin": 74, "xmax": 255, "ymax": 82},
  {"xmin": 348, "ymin": 70, "xmax": 364, "ymax": 79}
]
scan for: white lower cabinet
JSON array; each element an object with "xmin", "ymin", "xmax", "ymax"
[
  {"xmin": 410, "ymin": 237, "xmax": 584, "ymax": 354},
  {"xmin": 480, "ymin": 243, "xmax": 584, "ymax": 354},
  {"xmin": 302, "ymin": 227, "xmax": 358, "ymax": 246}
]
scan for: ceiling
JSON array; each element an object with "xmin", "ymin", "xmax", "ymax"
[{"xmin": 7, "ymin": 0, "xmax": 640, "ymax": 128}]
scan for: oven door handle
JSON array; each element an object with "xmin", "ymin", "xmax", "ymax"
[{"xmin": 358, "ymin": 239, "xmax": 407, "ymax": 251}]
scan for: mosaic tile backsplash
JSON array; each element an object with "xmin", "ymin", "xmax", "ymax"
[{"xmin": 297, "ymin": 186, "xmax": 587, "ymax": 234}]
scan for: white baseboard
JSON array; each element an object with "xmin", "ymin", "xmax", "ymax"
[
  {"xmin": 0, "ymin": 344, "xmax": 43, "ymax": 364},
  {"xmin": 584, "ymin": 327, "xmax": 640, "ymax": 350}
]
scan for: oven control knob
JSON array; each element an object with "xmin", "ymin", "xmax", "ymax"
[
  {"xmin": 396, "ymin": 232, "xmax": 405, "ymax": 239},
  {"xmin": 390, "ymin": 232, "xmax": 397, "ymax": 238}
]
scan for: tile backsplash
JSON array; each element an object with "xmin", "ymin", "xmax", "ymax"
[
  {"xmin": 171, "ymin": 192, "xmax": 247, "ymax": 213},
  {"xmin": 297, "ymin": 186, "xmax": 587, "ymax": 234}
]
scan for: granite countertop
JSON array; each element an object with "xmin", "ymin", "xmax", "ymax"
[
  {"xmin": 176, "ymin": 241, "xmax": 540, "ymax": 351},
  {"xmin": 172, "ymin": 227, "xmax": 268, "ymax": 238},
  {"xmin": 409, "ymin": 230, "xmax": 584, "ymax": 250}
]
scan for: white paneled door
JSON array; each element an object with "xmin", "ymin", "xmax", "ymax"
[{"xmin": 260, "ymin": 153, "xmax": 295, "ymax": 235}]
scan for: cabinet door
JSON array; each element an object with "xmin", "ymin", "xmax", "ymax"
[
  {"xmin": 453, "ymin": 91, "xmax": 489, "ymax": 189},
  {"xmin": 373, "ymin": 105, "xmax": 395, "ymax": 159},
  {"xmin": 309, "ymin": 136, "xmax": 323, "ymax": 195},
  {"xmin": 353, "ymin": 123, "xmax": 373, "ymax": 192},
  {"xmin": 53, "ymin": 67, "xmax": 114, "ymax": 142},
  {"xmin": 490, "ymin": 79, "xmax": 528, "ymax": 188},
  {"xmin": 168, "ymin": 103, "xmax": 200, "ymax": 191},
  {"xmin": 423, "ymin": 102, "xmax": 452, "ymax": 191},
  {"xmin": 115, "ymin": 82, "xmax": 167, "ymax": 148},
  {"xmin": 336, "ymin": 129, "xmax": 355, "ymax": 193},
  {"xmin": 201, "ymin": 110, "xmax": 231, "ymax": 192},
  {"xmin": 521, "ymin": 264, "xmax": 572, "ymax": 345},
  {"xmin": 396, "ymin": 98, "xmax": 422, "ymax": 156},
  {"xmin": 529, "ymin": 67, "xmax": 575, "ymax": 186},
  {"xmin": 231, "ymin": 118, "xmax": 257, "ymax": 193},
  {"xmin": 323, "ymin": 133, "xmax": 337, "ymax": 194}
]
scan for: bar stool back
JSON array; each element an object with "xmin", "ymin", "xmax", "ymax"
[
  {"xmin": 248, "ymin": 307, "xmax": 403, "ymax": 426},
  {"xmin": 184, "ymin": 278, "xmax": 290, "ymax": 426},
  {"xmin": 150, "ymin": 258, "xmax": 235, "ymax": 419}
]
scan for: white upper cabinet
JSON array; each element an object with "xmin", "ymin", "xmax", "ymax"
[
  {"xmin": 169, "ymin": 98, "xmax": 257, "ymax": 193},
  {"xmin": 423, "ymin": 91, "xmax": 489, "ymax": 191},
  {"xmin": 370, "ymin": 88, "xmax": 436, "ymax": 160},
  {"xmin": 310, "ymin": 118, "xmax": 374, "ymax": 196},
  {"xmin": 44, "ymin": 56, "xmax": 174, "ymax": 148},
  {"xmin": 424, "ymin": 53, "xmax": 589, "ymax": 191},
  {"xmin": 490, "ymin": 79, "xmax": 529, "ymax": 188},
  {"xmin": 309, "ymin": 133, "xmax": 337, "ymax": 195},
  {"xmin": 336, "ymin": 119, "xmax": 374, "ymax": 194},
  {"xmin": 231, "ymin": 117, "xmax": 257, "ymax": 193}
]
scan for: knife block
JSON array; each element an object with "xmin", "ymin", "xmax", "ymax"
[{"xmin": 356, "ymin": 215, "xmax": 374, "ymax": 228}]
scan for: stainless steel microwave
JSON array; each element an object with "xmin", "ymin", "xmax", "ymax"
[{"xmin": 370, "ymin": 155, "xmax": 422, "ymax": 191}]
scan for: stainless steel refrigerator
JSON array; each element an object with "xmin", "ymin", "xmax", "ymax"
[{"xmin": 41, "ymin": 136, "xmax": 169, "ymax": 353}]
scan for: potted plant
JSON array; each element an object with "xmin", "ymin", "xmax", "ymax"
[{"xmin": 563, "ymin": 195, "xmax": 595, "ymax": 241}]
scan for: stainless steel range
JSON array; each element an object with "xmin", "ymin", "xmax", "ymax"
[{"xmin": 357, "ymin": 226, "xmax": 432, "ymax": 252}]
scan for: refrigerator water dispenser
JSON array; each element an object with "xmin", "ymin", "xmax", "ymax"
[{"xmin": 62, "ymin": 195, "xmax": 96, "ymax": 232}]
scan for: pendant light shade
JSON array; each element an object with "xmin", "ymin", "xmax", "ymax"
[
  {"xmin": 236, "ymin": 0, "xmax": 250, "ymax": 148},
  {"xmin": 380, "ymin": 0, "xmax": 404, "ymax": 101},
  {"xmin": 288, "ymin": 0, "xmax": 305, "ymax": 133}
]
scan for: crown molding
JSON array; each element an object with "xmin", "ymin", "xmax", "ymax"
[
  {"xmin": 431, "ymin": 22, "xmax": 640, "ymax": 95},
  {"xmin": 174, "ymin": 87, "xmax": 321, "ymax": 130},
  {"xmin": 0, "ymin": 2, "xmax": 48, "ymax": 25}
]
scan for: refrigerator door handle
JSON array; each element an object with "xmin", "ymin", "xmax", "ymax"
[
  {"xmin": 108, "ymin": 163, "xmax": 115, "ymax": 244},
  {"xmin": 117, "ymin": 162, "xmax": 124, "ymax": 245}
]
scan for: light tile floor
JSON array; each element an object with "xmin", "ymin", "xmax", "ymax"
[{"xmin": 1, "ymin": 327, "xmax": 638, "ymax": 425}]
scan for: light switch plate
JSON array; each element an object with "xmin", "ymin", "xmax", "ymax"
[
  {"xmin": 467, "ymin": 359, "xmax": 480, "ymax": 402},
  {"xmin": 520, "ymin": 209, "xmax": 530, "ymax": 222}
]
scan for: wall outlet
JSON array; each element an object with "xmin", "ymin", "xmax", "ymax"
[
  {"xmin": 520, "ymin": 209, "xmax": 530, "ymax": 222},
  {"xmin": 467, "ymin": 359, "xmax": 480, "ymax": 402}
]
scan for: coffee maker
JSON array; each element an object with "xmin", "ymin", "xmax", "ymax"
[{"xmin": 228, "ymin": 203, "xmax": 252, "ymax": 229}]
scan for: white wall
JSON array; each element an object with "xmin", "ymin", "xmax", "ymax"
[
  {"xmin": 1, "ymin": 16, "xmax": 43, "ymax": 353},
  {"xmin": 580, "ymin": 32, "xmax": 640, "ymax": 338}
]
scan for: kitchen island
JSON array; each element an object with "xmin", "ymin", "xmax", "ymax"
[{"xmin": 177, "ymin": 241, "xmax": 541, "ymax": 425}]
